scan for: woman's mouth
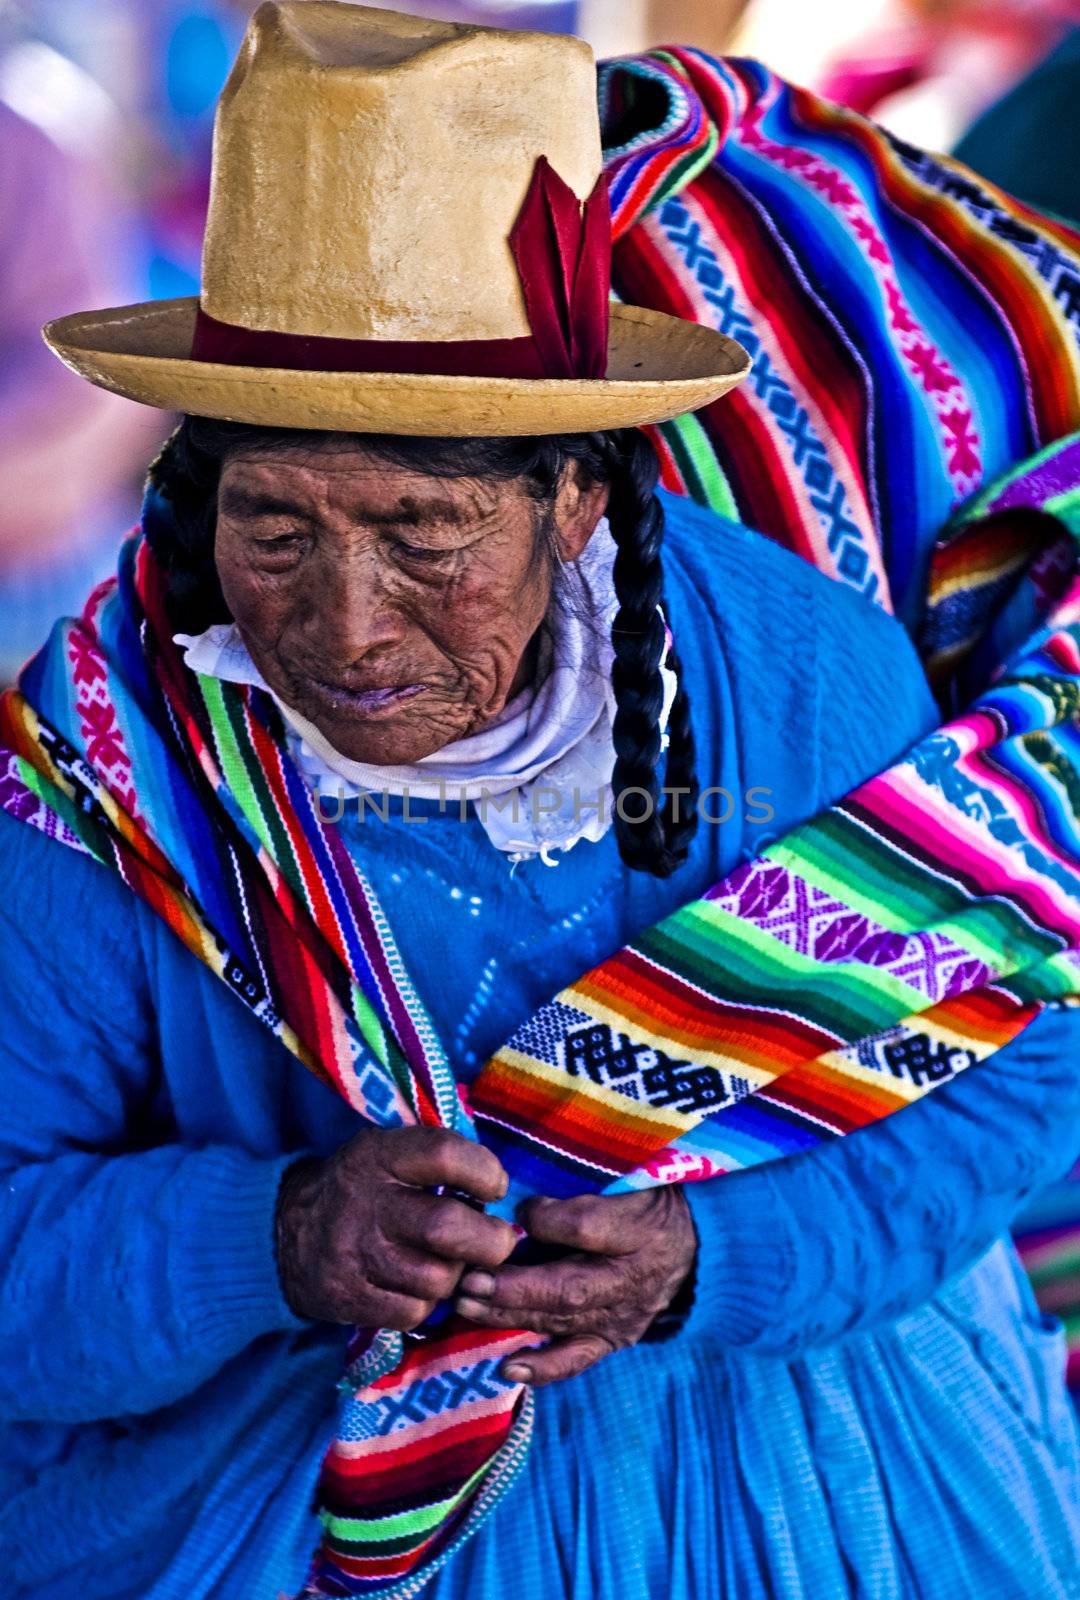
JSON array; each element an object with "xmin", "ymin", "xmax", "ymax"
[{"xmin": 305, "ymin": 677, "xmax": 428, "ymax": 715}]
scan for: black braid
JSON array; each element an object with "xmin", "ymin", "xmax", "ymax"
[
  {"xmin": 602, "ymin": 432, "xmax": 699, "ymax": 878},
  {"xmin": 146, "ymin": 416, "xmax": 698, "ymax": 877}
]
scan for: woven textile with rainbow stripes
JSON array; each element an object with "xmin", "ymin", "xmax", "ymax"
[{"xmin": 6, "ymin": 44, "xmax": 1080, "ymax": 1600}]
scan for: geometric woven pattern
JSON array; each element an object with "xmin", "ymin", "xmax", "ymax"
[{"xmin": 564, "ymin": 1023, "xmax": 732, "ymax": 1113}]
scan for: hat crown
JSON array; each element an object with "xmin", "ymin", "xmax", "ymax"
[{"xmin": 201, "ymin": 1, "xmax": 603, "ymax": 343}]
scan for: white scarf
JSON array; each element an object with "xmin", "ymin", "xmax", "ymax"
[{"xmin": 174, "ymin": 519, "xmax": 675, "ymax": 864}]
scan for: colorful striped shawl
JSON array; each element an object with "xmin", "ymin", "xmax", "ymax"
[
  {"xmin": 600, "ymin": 44, "xmax": 1080, "ymax": 1396},
  {"xmin": 5, "ymin": 46, "xmax": 1080, "ymax": 1600}
]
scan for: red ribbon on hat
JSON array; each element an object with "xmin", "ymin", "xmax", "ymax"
[
  {"xmin": 508, "ymin": 156, "xmax": 611, "ymax": 378},
  {"xmin": 191, "ymin": 157, "xmax": 611, "ymax": 382}
]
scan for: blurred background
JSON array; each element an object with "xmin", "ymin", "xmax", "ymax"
[{"xmin": 4, "ymin": 0, "xmax": 1080, "ymax": 678}]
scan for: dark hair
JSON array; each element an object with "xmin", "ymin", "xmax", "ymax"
[{"xmin": 146, "ymin": 416, "xmax": 698, "ymax": 878}]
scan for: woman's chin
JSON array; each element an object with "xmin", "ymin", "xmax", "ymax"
[{"xmin": 306, "ymin": 709, "xmax": 457, "ymax": 768}]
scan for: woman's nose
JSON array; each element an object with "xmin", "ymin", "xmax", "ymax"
[{"xmin": 305, "ymin": 561, "xmax": 405, "ymax": 665}]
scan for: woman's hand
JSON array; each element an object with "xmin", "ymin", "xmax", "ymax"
[
  {"xmin": 454, "ymin": 1187, "xmax": 697, "ymax": 1386},
  {"xmin": 275, "ymin": 1127, "xmax": 518, "ymax": 1329}
]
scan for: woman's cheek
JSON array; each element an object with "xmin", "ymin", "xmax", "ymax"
[
  {"xmin": 215, "ymin": 538, "xmax": 273, "ymax": 622},
  {"xmin": 226, "ymin": 558, "xmax": 311, "ymax": 641}
]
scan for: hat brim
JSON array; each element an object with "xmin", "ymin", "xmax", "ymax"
[{"xmin": 42, "ymin": 297, "xmax": 750, "ymax": 436}]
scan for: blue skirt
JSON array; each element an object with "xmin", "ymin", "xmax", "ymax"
[
  {"xmin": 126, "ymin": 1245, "xmax": 1080, "ymax": 1600},
  {"xmin": 423, "ymin": 1239, "xmax": 1080, "ymax": 1600}
]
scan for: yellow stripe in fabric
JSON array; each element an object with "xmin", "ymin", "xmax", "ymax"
[
  {"xmin": 15, "ymin": 702, "xmax": 158, "ymax": 864},
  {"xmin": 813, "ymin": 1007, "xmax": 1001, "ymax": 1103},
  {"xmin": 490, "ymin": 1046, "xmax": 696, "ymax": 1140},
  {"xmin": 564, "ymin": 982, "xmax": 780, "ymax": 1085}
]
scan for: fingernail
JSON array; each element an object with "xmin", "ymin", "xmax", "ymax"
[
  {"xmin": 503, "ymin": 1364, "xmax": 531, "ymax": 1383},
  {"xmin": 460, "ymin": 1272, "xmax": 494, "ymax": 1297},
  {"xmin": 456, "ymin": 1297, "xmax": 486, "ymax": 1319}
]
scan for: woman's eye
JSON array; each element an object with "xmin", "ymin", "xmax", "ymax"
[
  {"xmin": 395, "ymin": 541, "xmax": 452, "ymax": 564},
  {"xmin": 255, "ymin": 532, "xmax": 306, "ymax": 552}
]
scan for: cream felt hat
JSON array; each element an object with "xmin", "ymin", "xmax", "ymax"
[{"xmin": 42, "ymin": 1, "xmax": 750, "ymax": 436}]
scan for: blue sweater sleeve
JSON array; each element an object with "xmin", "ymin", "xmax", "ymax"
[
  {"xmin": 0, "ymin": 812, "xmax": 302, "ymax": 1423},
  {"xmin": 680, "ymin": 1002, "xmax": 1080, "ymax": 1355}
]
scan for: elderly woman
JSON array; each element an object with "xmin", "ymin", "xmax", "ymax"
[{"xmin": 2, "ymin": 7, "xmax": 1080, "ymax": 1600}]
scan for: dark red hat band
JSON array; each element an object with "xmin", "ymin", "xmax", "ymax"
[
  {"xmin": 190, "ymin": 159, "xmax": 611, "ymax": 383},
  {"xmin": 191, "ymin": 309, "xmax": 557, "ymax": 378}
]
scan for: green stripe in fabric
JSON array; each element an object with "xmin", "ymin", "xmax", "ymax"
[
  {"xmin": 217, "ymin": 683, "xmax": 301, "ymax": 885},
  {"xmin": 951, "ymin": 431, "xmax": 1080, "ymax": 531},
  {"xmin": 658, "ymin": 413, "xmax": 739, "ymax": 518},
  {"xmin": 1026, "ymin": 1239, "xmax": 1080, "ymax": 1284},
  {"xmin": 387, "ymin": 1034, "xmax": 420, "ymax": 1112},
  {"xmin": 351, "ymin": 983, "xmax": 390, "ymax": 1070},
  {"xmin": 200, "ymin": 678, "xmax": 289, "ymax": 865},
  {"xmin": 16, "ymin": 760, "xmax": 107, "ymax": 860},
  {"xmin": 1035, "ymin": 954, "xmax": 1080, "ymax": 991},
  {"xmin": 1043, "ymin": 483, "xmax": 1080, "ymax": 536},
  {"xmin": 321, "ymin": 1458, "xmax": 491, "ymax": 1547},
  {"xmin": 788, "ymin": 812, "xmax": 985, "ymax": 932},
  {"xmin": 1004, "ymin": 956, "xmax": 1078, "ymax": 1004},
  {"xmin": 324, "ymin": 1525, "xmax": 445, "ymax": 1560},
  {"xmin": 660, "ymin": 122, "xmax": 720, "ymax": 207},
  {"xmin": 641, "ymin": 903, "xmax": 926, "ymax": 1038},
  {"xmin": 785, "ymin": 814, "xmax": 1063, "ymax": 972}
]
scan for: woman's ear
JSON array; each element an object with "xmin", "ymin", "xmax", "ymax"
[{"xmin": 552, "ymin": 465, "xmax": 611, "ymax": 563}]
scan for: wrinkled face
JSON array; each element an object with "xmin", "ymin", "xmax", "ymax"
[{"xmin": 213, "ymin": 439, "xmax": 606, "ymax": 765}]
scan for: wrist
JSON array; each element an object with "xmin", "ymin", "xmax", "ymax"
[
  {"xmin": 679, "ymin": 1169, "xmax": 799, "ymax": 1347},
  {"xmin": 640, "ymin": 1187, "xmax": 698, "ymax": 1343},
  {"xmin": 640, "ymin": 1259, "xmax": 697, "ymax": 1343},
  {"xmin": 274, "ymin": 1154, "xmax": 322, "ymax": 1317}
]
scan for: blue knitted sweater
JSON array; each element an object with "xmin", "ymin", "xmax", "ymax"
[{"xmin": 1, "ymin": 493, "xmax": 1078, "ymax": 1599}]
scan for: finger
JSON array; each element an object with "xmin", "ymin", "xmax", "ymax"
[
  {"xmin": 517, "ymin": 1193, "xmax": 634, "ymax": 1256},
  {"xmin": 392, "ymin": 1190, "xmax": 518, "ymax": 1268},
  {"xmin": 458, "ymin": 1255, "xmax": 621, "ymax": 1316},
  {"xmin": 368, "ymin": 1244, "xmax": 463, "ymax": 1303},
  {"xmin": 380, "ymin": 1127, "xmax": 509, "ymax": 1204},
  {"xmin": 502, "ymin": 1335, "xmax": 611, "ymax": 1387},
  {"xmin": 356, "ymin": 1287, "xmax": 434, "ymax": 1334},
  {"xmin": 454, "ymin": 1297, "xmax": 594, "ymax": 1338}
]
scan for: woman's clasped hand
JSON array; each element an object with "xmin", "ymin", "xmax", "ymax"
[
  {"xmin": 457, "ymin": 1188, "xmax": 698, "ymax": 1386},
  {"xmin": 274, "ymin": 1128, "xmax": 518, "ymax": 1331},
  {"xmin": 274, "ymin": 1127, "xmax": 698, "ymax": 1386}
]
